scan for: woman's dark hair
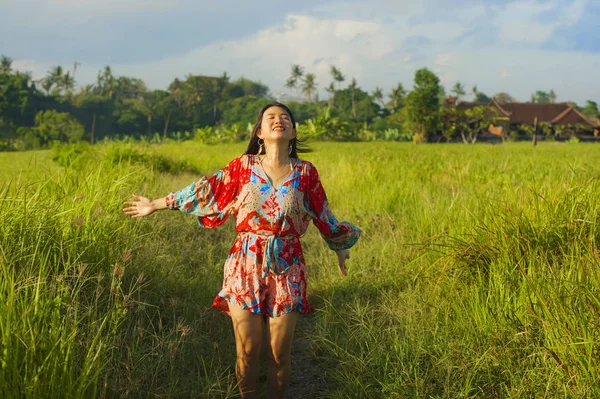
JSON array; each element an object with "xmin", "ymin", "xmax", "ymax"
[{"xmin": 244, "ymin": 102, "xmax": 311, "ymax": 158}]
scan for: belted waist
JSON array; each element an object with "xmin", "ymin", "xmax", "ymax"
[{"xmin": 237, "ymin": 231, "xmax": 298, "ymax": 278}]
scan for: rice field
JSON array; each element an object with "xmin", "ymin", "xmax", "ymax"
[{"xmin": 1, "ymin": 141, "xmax": 600, "ymax": 398}]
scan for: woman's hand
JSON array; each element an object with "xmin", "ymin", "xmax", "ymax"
[
  {"xmin": 123, "ymin": 194, "xmax": 157, "ymax": 218},
  {"xmin": 336, "ymin": 249, "xmax": 350, "ymax": 276}
]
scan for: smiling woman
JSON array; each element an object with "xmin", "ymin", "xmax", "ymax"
[{"xmin": 122, "ymin": 102, "xmax": 361, "ymax": 399}]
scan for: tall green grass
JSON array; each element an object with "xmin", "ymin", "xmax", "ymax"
[
  {"xmin": 0, "ymin": 148, "xmax": 239, "ymax": 397},
  {"xmin": 2, "ymin": 141, "xmax": 600, "ymax": 397},
  {"xmin": 299, "ymin": 142, "xmax": 600, "ymax": 398}
]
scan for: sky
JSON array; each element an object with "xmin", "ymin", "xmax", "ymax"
[{"xmin": 1, "ymin": 0, "xmax": 599, "ymax": 105}]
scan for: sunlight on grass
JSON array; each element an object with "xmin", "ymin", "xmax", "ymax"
[{"xmin": 2, "ymin": 141, "xmax": 600, "ymax": 397}]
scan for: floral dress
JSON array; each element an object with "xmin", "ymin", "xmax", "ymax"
[{"xmin": 166, "ymin": 154, "xmax": 361, "ymax": 317}]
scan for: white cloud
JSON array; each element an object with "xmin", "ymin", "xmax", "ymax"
[
  {"xmin": 435, "ymin": 54, "xmax": 454, "ymax": 68},
  {"xmin": 496, "ymin": 0, "xmax": 587, "ymax": 44},
  {"xmin": 114, "ymin": 15, "xmax": 399, "ymax": 92},
  {"xmin": 9, "ymin": 1, "xmax": 600, "ymax": 105}
]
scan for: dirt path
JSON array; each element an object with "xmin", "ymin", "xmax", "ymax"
[{"xmin": 285, "ymin": 315, "xmax": 329, "ymax": 398}]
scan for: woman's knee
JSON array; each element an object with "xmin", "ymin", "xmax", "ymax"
[
  {"xmin": 266, "ymin": 347, "xmax": 291, "ymax": 369},
  {"xmin": 238, "ymin": 342, "xmax": 261, "ymax": 362}
]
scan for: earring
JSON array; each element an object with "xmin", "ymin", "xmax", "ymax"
[
  {"xmin": 258, "ymin": 138, "xmax": 264, "ymax": 155},
  {"xmin": 288, "ymin": 141, "xmax": 293, "ymax": 155}
]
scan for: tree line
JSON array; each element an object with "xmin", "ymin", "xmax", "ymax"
[{"xmin": 1, "ymin": 55, "xmax": 599, "ymax": 150}]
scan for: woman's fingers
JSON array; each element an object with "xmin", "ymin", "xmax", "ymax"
[
  {"xmin": 122, "ymin": 194, "xmax": 155, "ymax": 219},
  {"xmin": 132, "ymin": 194, "xmax": 150, "ymax": 202}
]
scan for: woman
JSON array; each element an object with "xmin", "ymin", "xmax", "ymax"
[{"xmin": 123, "ymin": 102, "xmax": 360, "ymax": 398}]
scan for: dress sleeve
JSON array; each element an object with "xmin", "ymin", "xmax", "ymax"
[
  {"xmin": 305, "ymin": 163, "xmax": 361, "ymax": 251},
  {"xmin": 165, "ymin": 156, "xmax": 243, "ymax": 228}
]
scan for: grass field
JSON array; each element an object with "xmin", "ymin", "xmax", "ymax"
[{"xmin": 1, "ymin": 141, "xmax": 600, "ymax": 398}]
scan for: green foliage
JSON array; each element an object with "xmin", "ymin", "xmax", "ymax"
[
  {"xmin": 103, "ymin": 144, "xmax": 198, "ymax": 174},
  {"xmin": 3, "ymin": 56, "xmax": 598, "ymax": 150},
  {"xmin": 450, "ymin": 82, "xmax": 466, "ymax": 101},
  {"xmin": 234, "ymin": 77, "xmax": 270, "ymax": 98},
  {"xmin": 539, "ymin": 121, "xmax": 553, "ymax": 138},
  {"xmin": 373, "ymin": 128, "xmax": 411, "ymax": 141},
  {"xmin": 493, "ymin": 92, "xmax": 515, "ymax": 103},
  {"xmin": 0, "ymin": 70, "xmax": 48, "ymax": 145},
  {"xmin": 332, "ymin": 85, "xmax": 380, "ymax": 123},
  {"xmin": 532, "ymin": 90, "xmax": 551, "ymax": 103},
  {"xmin": 296, "ymin": 107, "xmax": 352, "ymax": 140},
  {"xmin": 521, "ymin": 124, "xmax": 535, "ymax": 136},
  {"xmin": 218, "ymin": 95, "xmax": 269, "ymax": 126},
  {"xmin": 405, "ymin": 68, "xmax": 442, "ymax": 141},
  {"xmin": 51, "ymin": 141, "xmax": 95, "ymax": 168},
  {"xmin": 194, "ymin": 123, "xmax": 249, "ymax": 144},
  {"xmin": 388, "ymin": 83, "xmax": 407, "ymax": 112},
  {"xmin": 16, "ymin": 110, "xmax": 85, "ymax": 149},
  {"xmin": 583, "ymin": 100, "xmax": 599, "ymax": 119},
  {"xmin": 440, "ymin": 105, "xmax": 459, "ymax": 141},
  {"xmin": 475, "ymin": 91, "xmax": 491, "ymax": 102},
  {"xmin": 286, "ymin": 101, "xmax": 323, "ymax": 123},
  {"xmin": 460, "ymin": 106, "xmax": 498, "ymax": 144}
]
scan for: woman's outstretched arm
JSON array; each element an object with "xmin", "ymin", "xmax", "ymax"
[
  {"xmin": 304, "ymin": 164, "xmax": 360, "ymax": 276},
  {"xmin": 123, "ymin": 194, "xmax": 168, "ymax": 218}
]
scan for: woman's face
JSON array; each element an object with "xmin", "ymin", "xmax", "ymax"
[{"xmin": 257, "ymin": 106, "xmax": 296, "ymax": 142}]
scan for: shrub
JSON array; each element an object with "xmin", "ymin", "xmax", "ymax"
[
  {"xmin": 103, "ymin": 144, "xmax": 199, "ymax": 174},
  {"xmin": 51, "ymin": 141, "xmax": 95, "ymax": 169}
]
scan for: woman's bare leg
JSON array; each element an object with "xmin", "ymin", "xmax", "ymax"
[
  {"xmin": 266, "ymin": 311, "xmax": 298, "ymax": 398},
  {"xmin": 228, "ymin": 302, "xmax": 263, "ymax": 399}
]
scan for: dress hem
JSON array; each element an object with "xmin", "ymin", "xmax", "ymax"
[{"xmin": 211, "ymin": 294, "xmax": 314, "ymax": 318}]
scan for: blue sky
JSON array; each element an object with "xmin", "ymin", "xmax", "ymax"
[{"xmin": 1, "ymin": 0, "xmax": 599, "ymax": 105}]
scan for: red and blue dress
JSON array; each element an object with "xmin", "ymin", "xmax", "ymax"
[{"xmin": 166, "ymin": 154, "xmax": 361, "ymax": 317}]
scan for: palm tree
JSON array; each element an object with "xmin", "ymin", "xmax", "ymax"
[
  {"xmin": 0, "ymin": 55, "xmax": 12, "ymax": 74},
  {"xmin": 288, "ymin": 64, "xmax": 304, "ymax": 96},
  {"xmin": 291, "ymin": 64, "xmax": 304, "ymax": 81},
  {"xmin": 472, "ymin": 85, "xmax": 478, "ymax": 101},
  {"xmin": 325, "ymin": 82, "xmax": 336, "ymax": 107},
  {"xmin": 389, "ymin": 83, "xmax": 406, "ymax": 112},
  {"xmin": 134, "ymin": 90, "xmax": 165, "ymax": 135},
  {"xmin": 302, "ymin": 73, "xmax": 317, "ymax": 102},
  {"xmin": 330, "ymin": 65, "xmax": 345, "ymax": 90},
  {"xmin": 41, "ymin": 75, "xmax": 55, "ymax": 95},
  {"xmin": 96, "ymin": 66, "xmax": 117, "ymax": 98},
  {"xmin": 285, "ymin": 77, "xmax": 296, "ymax": 95},
  {"xmin": 43, "ymin": 65, "xmax": 64, "ymax": 96},
  {"xmin": 59, "ymin": 72, "xmax": 75, "ymax": 96},
  {"xmin": 72, "ymin": 61, "xmax": 80, "ymax": 82},
  {"xmin": 209, "ymin": 72, "xmax": 229, "ymax": 123},
  {"xmin": 451, "ymin": 82, "xmax": 466, "ymax": 102},
  {"xmin": 373, "ymin": 87, "xmax": 384, "ymax": 107},
  {"xmin": 184, "ymin": 75, "xmax": 204, "ymax": 108},
  {"xmin": 349, "ymin": 78, "xmax": 357, "ymax": 118},
  {"xmin": 168, "ymin": 78, "xmax": 185, "ymax": 109}
]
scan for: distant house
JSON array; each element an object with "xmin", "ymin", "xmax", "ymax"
[{"xmin": 457, "ymin": 99, "xmax": 599, "ymax": 136}]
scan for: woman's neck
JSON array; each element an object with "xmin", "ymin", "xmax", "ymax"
[{"xmin": 261, "ymin": 142, "xmax": 291, "ymax": 166}]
